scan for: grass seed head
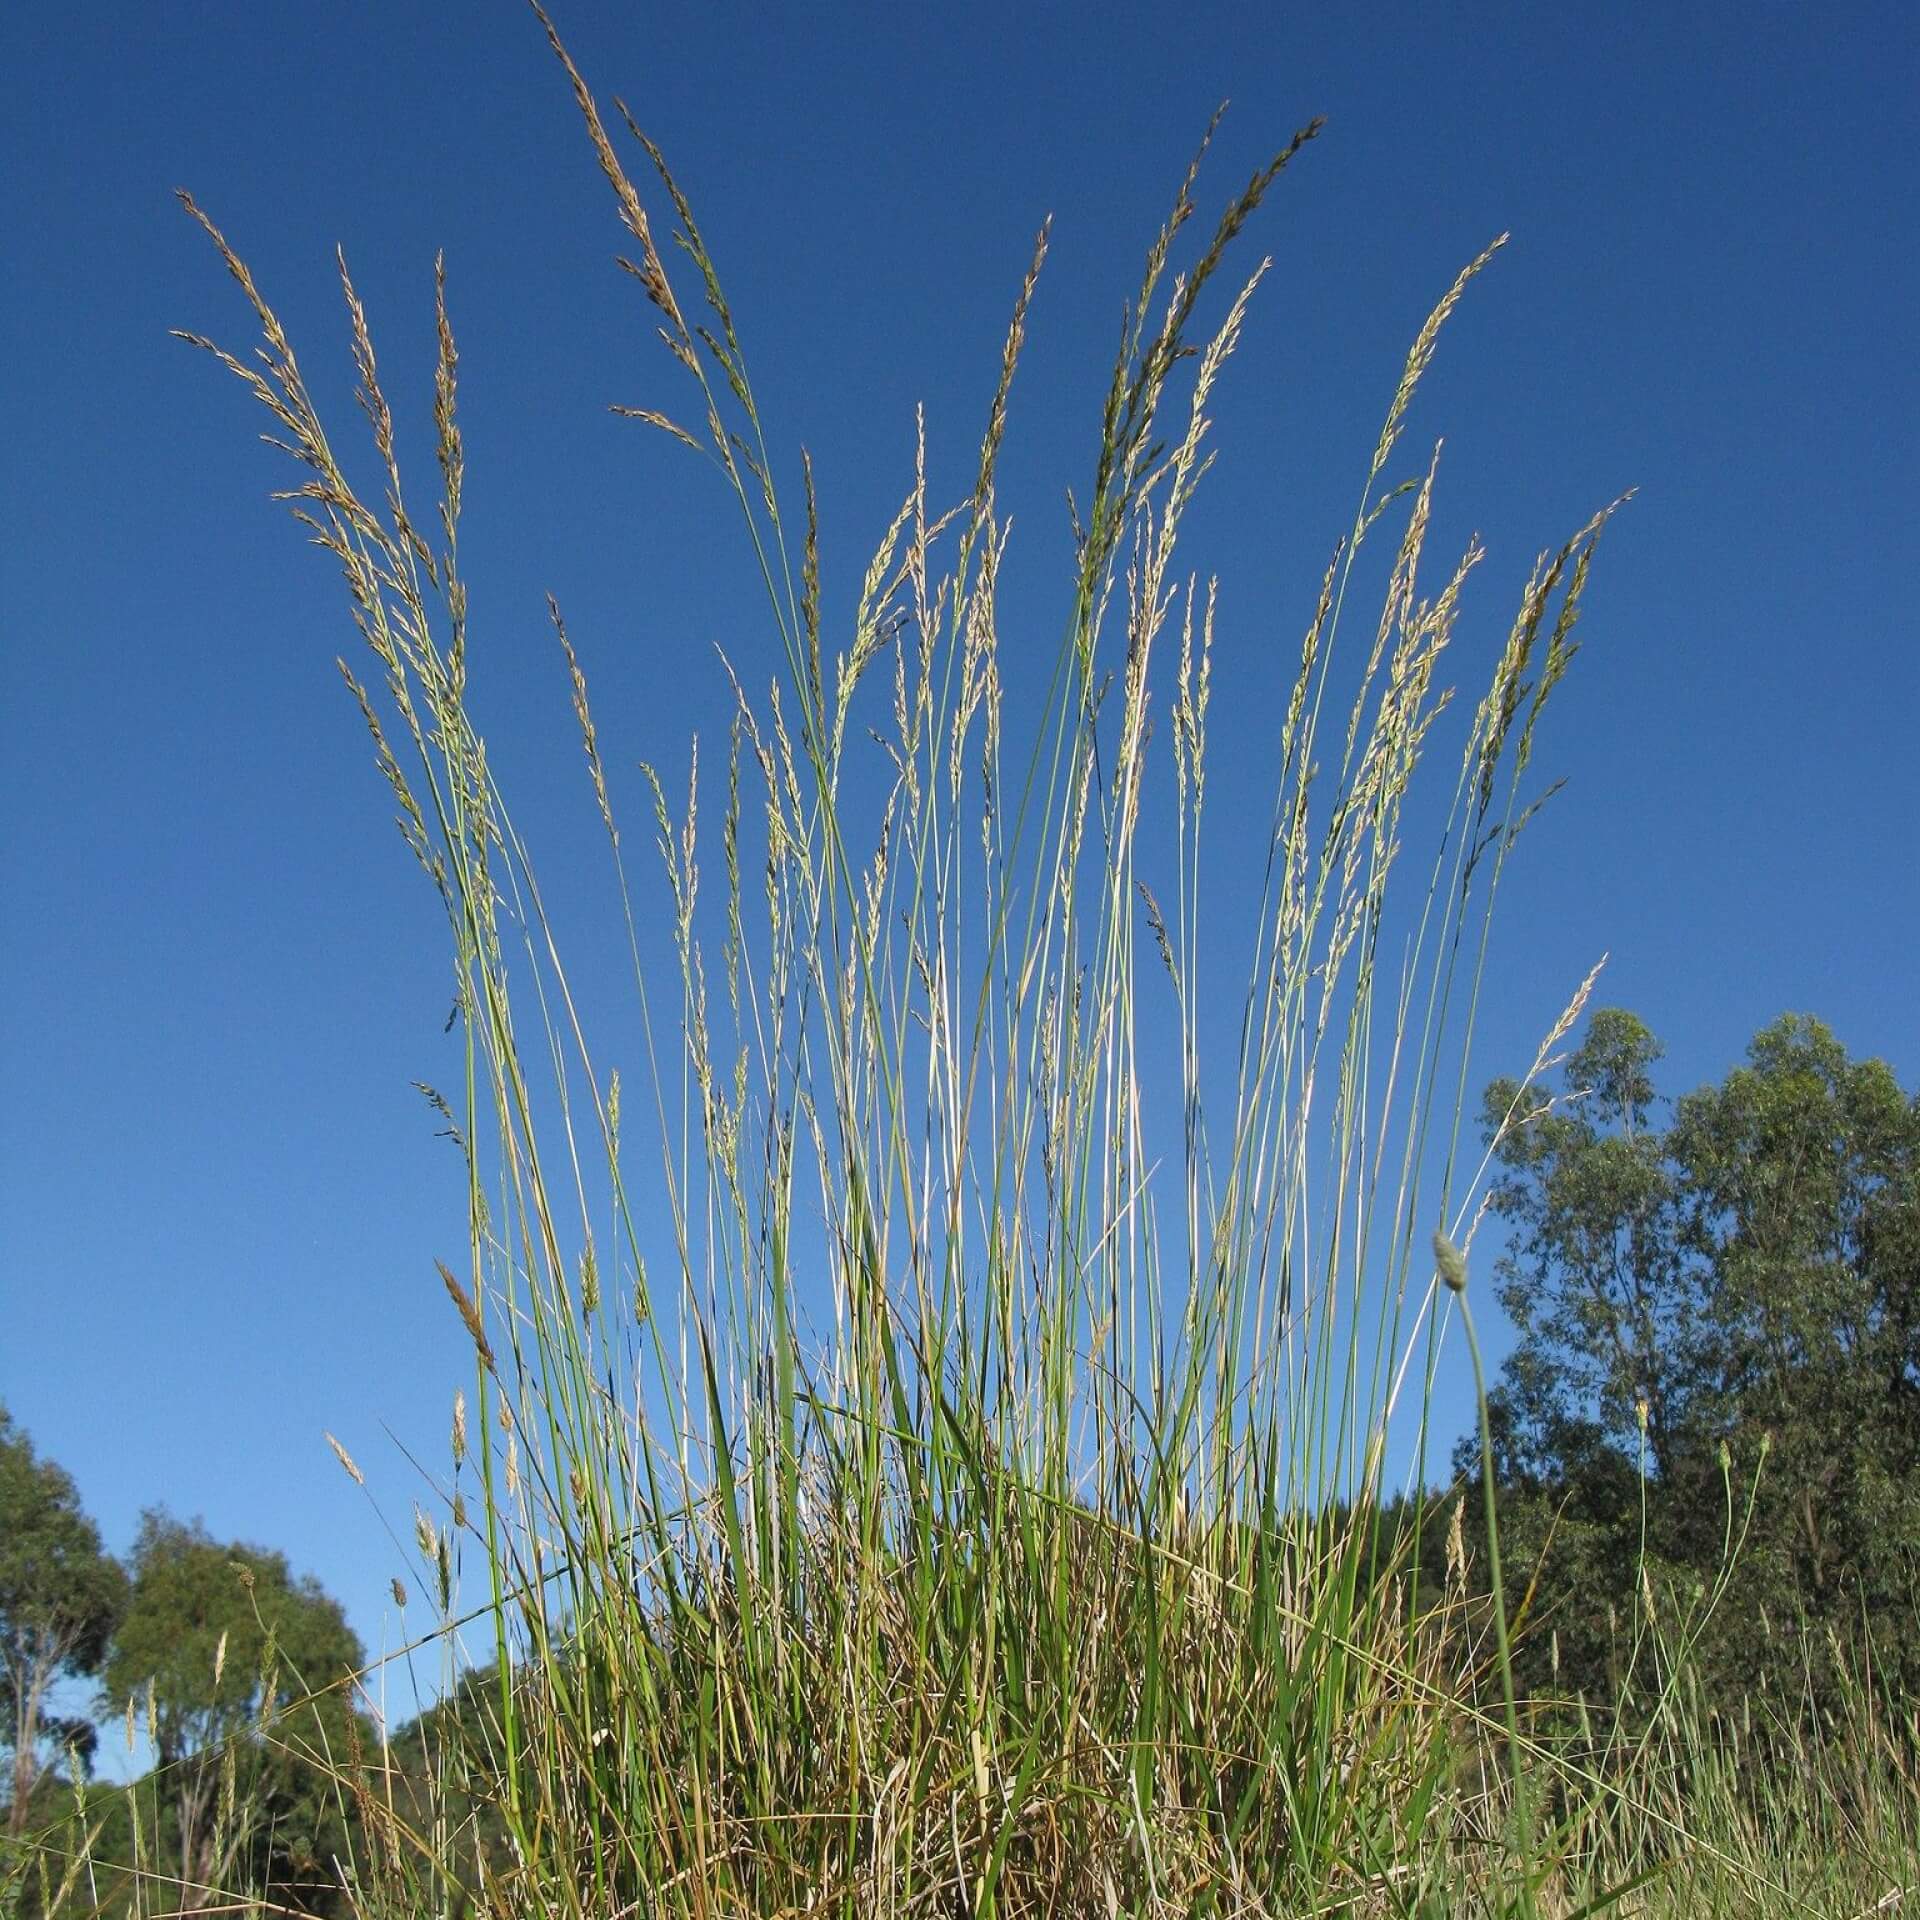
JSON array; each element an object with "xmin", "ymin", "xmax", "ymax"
[{"xmin": 325, "ymin": 1429, "xmax": 365, "ymax": 1485}]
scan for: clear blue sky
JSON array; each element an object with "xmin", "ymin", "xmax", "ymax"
[{"xmin": 4, "ymin": 0, "xmax": 1916, "ymax": 1737}]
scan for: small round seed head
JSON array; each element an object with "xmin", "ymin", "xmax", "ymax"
[{"xmin": 1432, "ymin": 1229, "xmax": 1468, "ymax": 1294}]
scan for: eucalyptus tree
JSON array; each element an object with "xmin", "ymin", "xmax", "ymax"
[
  {"xmin": 104, "ymin": 1511, "xmax": 365, "ymax": 1911},
  {"xmin": 1470, "ymin": 1010, "xmax": 1920, "ymax": 1716},
  {"xmin": 0, "ymin": 1406, "xmax": 125, "ymax": 1831}
]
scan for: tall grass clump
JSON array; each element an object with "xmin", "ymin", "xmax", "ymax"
[{"xmin": 173, "ymin": 14, "xmax": 1637, "ymax": 1915}]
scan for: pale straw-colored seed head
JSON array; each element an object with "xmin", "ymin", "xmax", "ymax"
[{"xmin": 325, "ymin": 1430, "xmax": 365, "ymax": 1486}]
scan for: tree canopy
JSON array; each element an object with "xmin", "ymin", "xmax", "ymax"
[
  {"xmin": 0, "ymin": 1407, "xmax": 125, "ymax": 1832},
  {"xmin": 103, "ymin": 1511, "xmax": 367, "ymax": 1911},
  {"xmin": 1465, "ymin": 1009, "xmax": 1920, "ymax": 1717}
]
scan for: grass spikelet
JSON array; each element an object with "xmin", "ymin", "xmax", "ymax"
[
  {"xmin": 436, "ymin": 1260, "xmax": 495, "ymax": 1373},
  {"xmin": 324, "ymin": 1431, "xmax": 365, "ymax": 1486}
]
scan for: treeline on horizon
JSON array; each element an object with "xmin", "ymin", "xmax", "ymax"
[{"xmin": 4, "ymin": 1005, "xmax": 1916, "ymax": 1914}]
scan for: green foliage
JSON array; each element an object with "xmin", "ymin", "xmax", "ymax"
[
  {"xmin": 101, "ymin": 1512, "xmax": 366, "ymax": 1914},
  {"xmin": 337, "ymin": 1659, "xmax": 516, "ymax": 1918},
  {"xmin": 1474, "ymin": 1009, "xmax": 1920, "ymax": 1727},
  {"xmin": 0, "ymin": 1409, "xmax": 125, "ymax": 1832},
  {"xmin": 1669, "ymin": 1015, "xmax": 1920, "ymax": 1706},
  {"xmin": 1476, "ymin": 1010, "xmax": 1710, "ymax": 1482}
]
